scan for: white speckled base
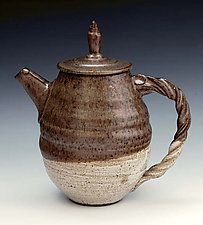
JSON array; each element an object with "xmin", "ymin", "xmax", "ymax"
[{"xmin": 43, "ymin": 147, "xmax": 150, "ymax": 205}]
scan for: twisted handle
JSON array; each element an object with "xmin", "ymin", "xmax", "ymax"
[{"xmin": 132, "ymin": 74, "xmax": 191, "ymax": 190}]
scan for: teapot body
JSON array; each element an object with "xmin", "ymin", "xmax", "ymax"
[
  {"xmin": 15, "ymin": 21, "xmax": 191, "ymax": 206},
  {"xmin": 39, "ymin": 71, "xmax": 152, "ymax": 205}
]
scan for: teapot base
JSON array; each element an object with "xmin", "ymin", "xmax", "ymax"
[
  {"xmin": 69, "ymin": 197, "xmax": 122, "ymax": 207},
  {"xmin": 43, "ymin": 146, "xmax": 150, "ymax": 205}
]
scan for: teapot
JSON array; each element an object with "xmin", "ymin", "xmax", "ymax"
[{"xmin": 15, "ymin": 21, "xmax": 191, "ymax": 206}]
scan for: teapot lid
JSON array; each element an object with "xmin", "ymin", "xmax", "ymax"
[{"xmin": 57, "ymin": 21, "xmax": 132, "ymax": 75}]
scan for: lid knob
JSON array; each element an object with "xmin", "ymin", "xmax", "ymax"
[{"xmin": 87, "ymin": 21, "xmax": 102, "ymax": 57}]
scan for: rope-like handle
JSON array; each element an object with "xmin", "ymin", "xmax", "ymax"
[{"xmin": 132, "ymin": 74, "xmax": 191, "ymax": 190}]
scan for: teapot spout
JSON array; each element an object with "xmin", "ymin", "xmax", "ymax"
[{"xmin": 15, "ymin": 68, "xmax": 50, "ymax": 116}]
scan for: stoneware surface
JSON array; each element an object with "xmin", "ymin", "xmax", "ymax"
[
  {"xmin": 43, "ymin": 147, "xmax": 150, "ymax": 205},
  {"xmin": 2, "ymin": 2, "xmax": 202, "ymax": 223},
  {"xmin": 14, "ymin": 21, "xmax": 190, "ymax": 206}
]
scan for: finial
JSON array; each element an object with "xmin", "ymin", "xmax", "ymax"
[{"xmin": 87, "ymin": 21, "xmax": 102, "ymax": 56}]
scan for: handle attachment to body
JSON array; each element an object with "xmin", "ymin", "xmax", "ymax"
[{"xmin": 132, "ymin": 74, "xmax": 191, "ymax": 190}]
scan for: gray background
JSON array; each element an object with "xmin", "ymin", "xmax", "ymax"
[{"xmin": 1, "ymin": 1, "xmax": 203, "ymax": 224}]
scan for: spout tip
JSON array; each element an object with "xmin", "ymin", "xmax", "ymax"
[
  {"xmin": 15, "ymin": 67, "xmax": 30, "ymax": 80},
  {"xmin": 21, "ymin": 68, "xmax": 30, "ymax": 74}
]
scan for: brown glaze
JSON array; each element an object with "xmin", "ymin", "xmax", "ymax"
[
  {"xmin": 57, "ymin": 57, "xmax": 131, "ymax": 75},
  {"xmin": 15, "ymin": 21, "xmax": 191, "ymax": 202},
  {"xmin": 134, "ymin": 74, "xmax": 191, "ymax": 142},
  {"xmin": 39, "ymin": 72, "xmax": 151, "ymax": 162},
  {"xmin": 87, "ymin": 20, "xmax": 101, "ymax": 56},
  {"xmin": 15, "ymin": 68, "xmax": 50, "ymax": 117},
  {"xmin": 57, "ymin": 21, "xmax": 132, "ymax": 75}
]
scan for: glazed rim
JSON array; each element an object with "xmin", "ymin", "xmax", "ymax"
[{"xmin": 57, "ymin": 57, "xmax": 132, "ymax": 75}]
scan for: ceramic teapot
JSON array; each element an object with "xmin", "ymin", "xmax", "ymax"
[{"xmin": 15, "ymin": 21, "xmax": 191, "ymax": 206}]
